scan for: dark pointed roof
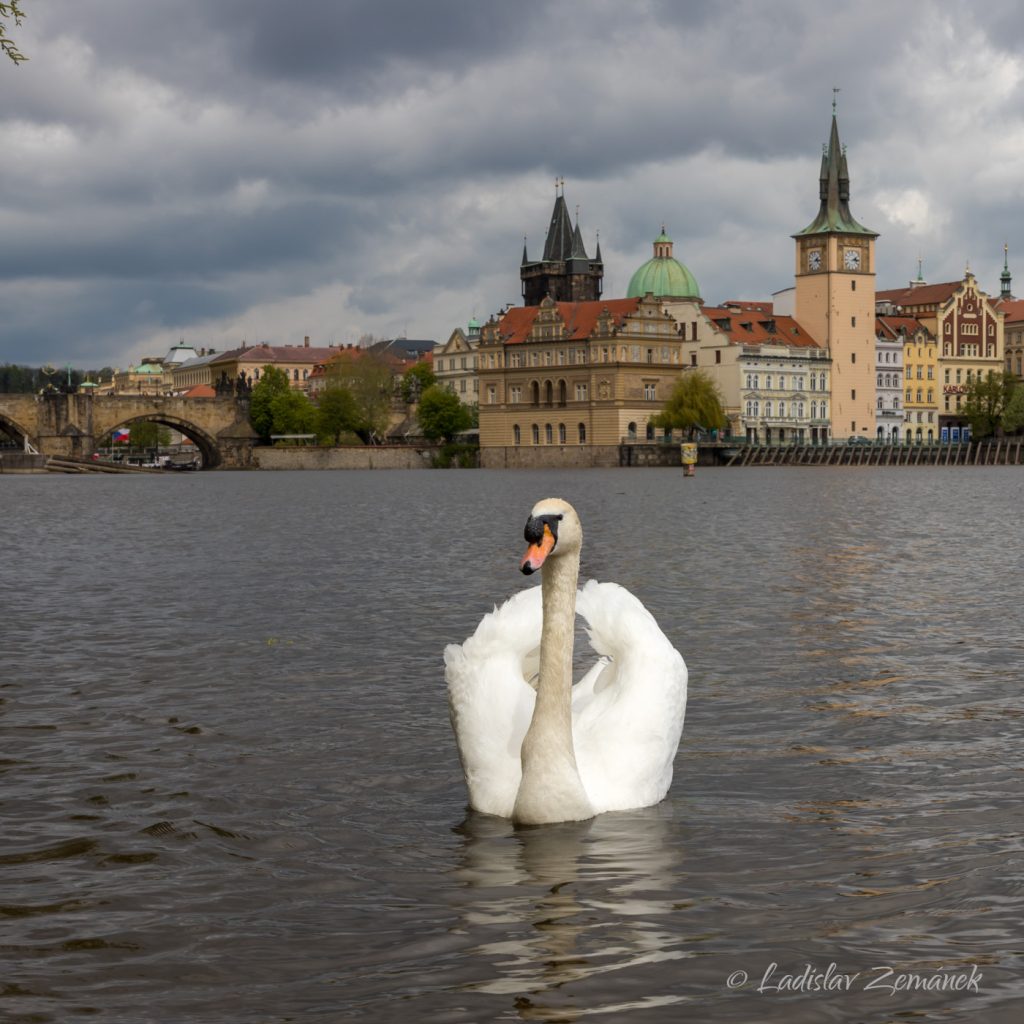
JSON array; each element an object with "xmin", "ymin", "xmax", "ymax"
[
  {"xmin": 570, "ymin": 221, "xmax": 589, "ymax": 260},
  {"xmin": 542, "ymin": 195, "xmax": 575, "ymax": 261},
  {"xmin": 795, "ymin": 113, "xmax": 877, "ymax": 238}
]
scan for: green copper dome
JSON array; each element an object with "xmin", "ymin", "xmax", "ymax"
[{"xmin": 627, "ymin": 229, "xmax": 700, "ymax": 299}]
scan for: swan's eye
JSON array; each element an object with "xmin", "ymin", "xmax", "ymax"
[{"xmin": 524, "ymin": 513, "xmax": 562, "ymax": 545}]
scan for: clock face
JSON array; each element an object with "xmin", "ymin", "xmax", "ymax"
[
  {"xmin": 807, "ymin": 249, "xmax": 822, "ymax": 272},
  {"xmin": 844, "ymin": 247, "xmax": 861, "ymax": 271}
]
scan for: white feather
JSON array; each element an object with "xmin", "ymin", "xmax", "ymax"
[{"xmin": 446, "ymin": 578, "xmax": 687, "ymax": 818}]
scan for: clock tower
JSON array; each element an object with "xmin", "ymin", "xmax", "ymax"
[{"xmin": 793, "ymin": 100, "xmax": 879, "ymax": 440}]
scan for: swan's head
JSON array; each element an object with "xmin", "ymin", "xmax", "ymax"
[{"xmin": 521, "ymin": 498, "xmax": 581, "ymax": 575}]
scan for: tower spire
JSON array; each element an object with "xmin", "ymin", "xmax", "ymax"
[
  {"xmin": 795, "ymin": 95, "xmax": 876, "ymax": 239},
  {"xmin": 1001, "ymin": 242, "xmax": 1013, "ymax": 299}
]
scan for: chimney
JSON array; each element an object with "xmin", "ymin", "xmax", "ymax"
[{"xmin": 304, "ymin": 335, "xmax": 310, "ymax": 348}]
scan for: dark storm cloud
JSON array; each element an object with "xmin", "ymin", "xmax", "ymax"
[{"xmin": 3, "ymin": 0, "xmax": 1024, "ymax": 366}]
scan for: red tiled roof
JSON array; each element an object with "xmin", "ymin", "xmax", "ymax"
[
  {"xmin": 498, "ymin": 298, "xmax": 641, "ymax": 344},
  {"xmin": 210, "ymin": 343, "xmax": 339, "ymax": 365},
  {"xmin": 182, "ymin": 383, "xmax": 216, "ymax": 398},
  {"xmin": 701, "ymin": 307, "xmax": 821, "ymax": 348},
  {"xmin": 996, "ymin": 298, "xmax": 1024, "ymax": 324},
  {"xmin": 875, "ymin": 281, "xmax": 961, "ymax": 308},
  {"xmin": 875, "ymin": 315, "xmax": 932, "ymax": 340}
]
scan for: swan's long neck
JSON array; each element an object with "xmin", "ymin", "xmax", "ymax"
[{"xmin": 513, "ymin": 547, "xmax": 594, "ymax": 825}]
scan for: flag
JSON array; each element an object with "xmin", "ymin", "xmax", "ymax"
[{"xmin": 112, "ymin": 428, "xmax": 130, "ymax": 443}]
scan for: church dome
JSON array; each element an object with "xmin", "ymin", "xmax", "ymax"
[{"xmin": 627, "ymin": 228, "xmax": 700, "ymax": 299}]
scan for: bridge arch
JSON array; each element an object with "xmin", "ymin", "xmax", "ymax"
[
  {"xmin": 104, "ymin": 414, "xmax": 222, "ymax": 468},
  {"xmin": 0, "ymin": 412, "xmax": 37, "ymax": 451}
]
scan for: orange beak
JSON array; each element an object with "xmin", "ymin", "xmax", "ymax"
[{"xmin": 521, "ymin": 524, "xmax": 556, "ymax": 575}]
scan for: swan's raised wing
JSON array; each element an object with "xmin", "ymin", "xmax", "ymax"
[
  {"xmin": 572, "ymin": 580, "xmax": 688, "ymax": 814},
  {"xmin": 445, "ymin": 586, "xmax": 542, "ymax": 817}
]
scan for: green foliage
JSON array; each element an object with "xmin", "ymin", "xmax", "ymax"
[
  {"xmin": 417, "ymin": 385, "xmax": 473, "ymax": 442},
  {"xmin": 263, "ymin": 389, "xmax": 317, "ymax": 438},
  {"xmin": 316, "ymin": 385, "xmax": 361, "ymax": 444},
  {"xmin": 1001, "ymin": 382, "xmax": 1024, "ymax": 434},
  {"xmin": 401, "ymin": 361, "xmax": 437, "ymax": 403},
  {"xmin": 961, "ymin": 371, "xmax": 1014, "ymax": 439},
  {"xmin": 249, "ymin": 365, "xmax": 292, "ymax": 439},
  {"xmin": 1, "ymin": 2, "xmax": 28, "ymax": 66},
  {"xmin": 432, "ymin": 442, "xmax": 479, "ymax": 468},
  {"xmin": 127, "ymin": 420, "xmax": 172, "ymax": 449},
  {"xmin": 653, "ymin": 370, "xmax": 728, "ymax": 440},
  {"xmin": 325, "ymin": 350, "xmax": 393, "ymax": 443}
]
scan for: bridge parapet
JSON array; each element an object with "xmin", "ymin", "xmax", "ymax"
[{"xmin": 0, "ymin": 393, "xmax": 257, "ymax": 468}]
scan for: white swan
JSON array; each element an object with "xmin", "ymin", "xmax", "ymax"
[{"xmin": 445, "ymin": 498, "xmax": 687, "ymax": 825}]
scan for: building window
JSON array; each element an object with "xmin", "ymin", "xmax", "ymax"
[
  {"xmin": 487, "ymin": 385, "xmax": 496, "ymax": 404},
  {"xmin": 558, "ymin": 423, "xmax": 566, "ymax": 443},
  {"xmin": 627, "ymin": 421, "xmax": 637, "ymax": 439},
  {"xmin": 779, "ymin": 401, "xmax": 786, "ymax": 417},
  {"xmin": 510, "ymin": 385, "xmax": 522, "ymax": 404},
  {"xmin": 715, "ymin": 350, "xmax": 721, "ymax": 364},
  {"xmin": 851, "ymin": 352, "xmax": 856, "ymax": 363},
  {"xmin": 574, "ymin": 382, "xmax": 588, "ymax": 401},
  {"xmin": 545, "ymin": 423, "xmax": 553, "ymax": 444},
  {"xmin": 644, "ymin": 383, "xmax": 656, "ymax": 400},
  {"xmin": 531, "ymin": 424, "xmax": 539, "ymax": 444},
  {"xmin": 851, "ymin": 389, "xmax": 856, "ymax": 400},
  {"xmin": 765, "ymin": 400, "xmax": 773, "ymax": 417},
  {"xmin": 513, "ymin": 424, "xmax": 521, "ymax": 445},
  {"xmin": 852, "ymin": 317, "xmax": 857, "ymax": 328},
  {"xmin": 690, "ymin": 352, "xmax": 697, "ymax": 366},
  {"xmin": 578, "ymin": 423, "xmax": 586, "ymax": 443},
  {"xmin": 766, "ymin": 375, "xmax": 773, "ymax": 390}
]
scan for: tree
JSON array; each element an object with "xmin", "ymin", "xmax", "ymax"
[
  {"xmin": 128, "ymin": 420, "xmax": 172, "ymax": 449},
  {"xmin": 316, "ymin": 385, "xmax": 360, "ymax": 444},
  {"xmin": 416, "ymin": 384, "xmax": 472, "ymax": 442},
  {"xmin": 401, "ymin": 361, "xmax": 436, "ymax": 404},
  {"xmin": 961, "ymin": 371, "xmax": 1014, "ymax": 439},
  {"xmin": 653, "ymin": 370, "xmax": 728, "ymax": 440},
  {"xmin": 1001, "ymin": 382, "xmax": 1024, "ymax": 434},
  {"xmin": 324, "ymin": 349, "xmax": 393, "ymax": 444},
  {"xmin": 268, "ymin": 388, "xmax": 318, "ymax": 437},
  {"xmin": 1, "ymin": 2, "xmax": 27, "ymax": 66},
  {"xmin": 249, "ymin": 365, "xmax": 292, "ymax": 439}
]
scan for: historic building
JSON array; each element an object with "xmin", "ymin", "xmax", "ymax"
[
  {"xmin": 792, "ymin": 105, "xmax": 879, "ymax": 441},
  {"xmin": 208, "ymin": 339, "xmax": 340, "ymax": 392},
  {"xmin": 520, "ymin": 185, "xmax": 603, "ymax": 306},
  {"xmin": 433, "ymin": 318, "xmax": 481, "ymax": 405},
  {"xmin": 874, "ymin": 316, "xmax": 913, "ymax": 441},
  {"xmin": 877, "ymin": 271, "xmax": 1004, "ymax": 438},
  {"xmin": 1000, "ymin": 299, "xmax": 1024, "ymax": 380},
  {"xmin": 477, "ymin": 294, "xmax": 686, "ymax": 457},
  {"xmin": 678, "ymin": 302, "xmax": 830, "ymax": 443}
]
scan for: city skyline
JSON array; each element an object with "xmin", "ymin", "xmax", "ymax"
[{"xmin": 3, "ymin": 0, "xmax": 1024, "ymax": 369}]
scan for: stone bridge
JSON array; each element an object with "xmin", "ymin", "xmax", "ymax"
[{"xmin": 0, "ymin": 393, "xmax": 258, "ymax": 468}]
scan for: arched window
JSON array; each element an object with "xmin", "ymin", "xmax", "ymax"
[
  {"xmin": 513, "ymin": 424, "xmax": 521, "ymax": 445},
  {"xmin": 558, "ymin": 423, "xmax": 566, "ymax": 443},
  {"xmin": 531, "ymin": 424, "xmax": 539, "ymax": 444},
  {"xmin": 646, "ymin": 422, "xmax": 655, "ymax": 440},
  {"xmin": 558, "ymin": 380, "xmax": 567, "ymax": 406},
  {"xmin": 545, "ymin": 423, "xmax": 553, "ymax": 444},
  {"xmin": 293, "ymin": 369, "xmax": 299, "ymax": 381},
  {"xmin": 545, "ymin": 380, "xmax": 553, "ymax": 405},
  {"xmin": 764, "ymin": 400, "xmax": 773, "ymax": 417},
  {"xmin": 578, "ymin": 422, "xmax": 586, "ymax": 443},
  {"xmin": 627, "ymin": 421, "xmax": 637, "ymax": 440}
]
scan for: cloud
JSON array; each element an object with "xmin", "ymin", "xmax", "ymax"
[{"xmin": 3, "ymin": 0, "xmax": 1024, "ymax": 368}]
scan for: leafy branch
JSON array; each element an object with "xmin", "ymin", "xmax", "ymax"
[{"xmin": 1, "ymin": 1, "xmax": 28, "ymax": 66}]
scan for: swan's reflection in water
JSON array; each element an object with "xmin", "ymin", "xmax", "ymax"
[{"xmin": 453, "ymin": 805, "xmax": 690, "ymax": 1021}]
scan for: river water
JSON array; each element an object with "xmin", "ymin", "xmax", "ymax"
[{"xmin": 2, "ymin": 467, "xmax": 1022, "ymax": 1023}]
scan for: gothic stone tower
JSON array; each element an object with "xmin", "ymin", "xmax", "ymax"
[
  {"xmin": 793, "ymin": 103, "xmax": 879, "ymax": 440},
  {"xmin": 521, "ymin": 185, "xmax": 603, "ymax": 306}
]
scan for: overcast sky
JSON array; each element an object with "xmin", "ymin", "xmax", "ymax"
[{"xmin": 3, "ymin": 0, "xmax": 1024, "ymax": 369}]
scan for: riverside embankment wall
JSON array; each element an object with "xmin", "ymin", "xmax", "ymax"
[{"xmin": 254, "ymin": 446, "xmax": 434, "ymax": 470}]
